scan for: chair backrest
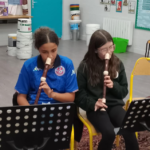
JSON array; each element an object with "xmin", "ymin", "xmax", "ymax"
[
  {"xmin": 131, "ymin": 57, "xmax": 150, "ymax": 76},
  {"xmin": 129, "ymin": 57, "xmax": 150, "ymax": 102},
  {"xmin": 12, "ymin": 92, "xmax": 19, "ymax": 106}
]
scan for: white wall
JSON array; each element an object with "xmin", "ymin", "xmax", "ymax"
[
  {"xmin": 62, "ymin": 0, "xmax": 80, "ymax": 40},
  {"xmin": 61, "ymin": 0, "xmax": 70, "ymax": 40},
  {"xmin": 1, "ymin": 0, "xmax": 148, "ymax": 55},
  {"xmin": 79, "ymin": 0, "xmax": 149, "ymax": 55},
  {"xmin": 0, "ymin": 24, "xmax": 17, "ymax": 46}
]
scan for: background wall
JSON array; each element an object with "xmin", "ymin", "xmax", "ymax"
[
  {"xmin": 62, "ymin": 0, "xmax": 80, "ymax": 40},
  {"xmin": 0, "ymin": 0, "xmax": 78, "ymax": 46},
  {"xmin": 0, "ymin": 24, "xmax": 17, "ymax": 46},
  {"xmin": 0, "ymin": 0, "xmax": 149, "ymax": 55},
  {"xmin": 79, "ymin": 0, "xmax": 149, "ymax": 55}
]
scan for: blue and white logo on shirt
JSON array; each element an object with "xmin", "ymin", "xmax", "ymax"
[{"xmin": 55, "ymin": 66, "xmax": 65, "ymax": 76}]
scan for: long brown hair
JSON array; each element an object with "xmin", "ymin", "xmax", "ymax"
[{"xmin": 82, "ymin": 29, "xmax": 120, "ymax": 87}]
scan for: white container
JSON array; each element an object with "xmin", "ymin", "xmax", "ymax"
[
  {"xmin": 16, "ymin": 31, "xmax": 33, "ymax": 59},
  {"xmin": 71, "ymin": 10, "xmax": 80, "ymax": 20},
  {"xmin": 18, "ymin": 19, "xmax": 21, "ymax": 31},
  {"xmin": 7, "ymin": 46, "xmax": 17, "ymax": 56},
  {"xmin": 17, "ymin": 31, "xmax": 32, "ymax": 40},
  {"xmin": 16, "ymin": 45, "xmax": 32, "ymax": 59},
  {"xmin": 17, "ymin": 50, "xmax": 32, "ymax": 60},
  {"xmin": 17, "ymin": 41, "xmax": 33, "ymax": 48},
  {"xmin": 86, "ymin": 24, "xmax": 100, "ymax": 46},
  {"xmin": 69, "ymin": 20, "xmax": 82, "ymax": 40},
  {"xmin": 19, "ymin": 18, "xmax": 32, "ymax": 33},
  {"xmin": 18, "ymin": 18, "xmax": 25, "ymax": 31},
  {"xmin": 8, "ymin": 34, "xmax": 17, "ymax": 47}
]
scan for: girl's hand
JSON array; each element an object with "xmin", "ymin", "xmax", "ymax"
[
  {"xmin": 95, "ymin": 99, "xmax": 108, "ymax": 111},
  {"xmin": 104, "ymin": 76, "xmax": 113, "ymax": 88},
  {"xmin": 39, "ymin": 81, "xmax": 53, "ymax": 98}
]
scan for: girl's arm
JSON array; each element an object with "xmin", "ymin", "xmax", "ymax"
[
  {"xmin": 109, "ymin": 62, "xmax": 128, "ymax": 99},
  {"xmin": 17, "ymin": 94, "xmax": 30, "ymax": 106},
  {"xmin": 51, "ymin": 92, "xmax": 75, "ymax": 102},
  {"xmin": 39, "ymin": 81, "xmax": 75, "ymax": 102},
  {"xmin": 74, "ymin": 64, "xmax": 96, "ymax": 112}
]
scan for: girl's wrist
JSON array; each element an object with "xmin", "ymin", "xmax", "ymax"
[{"xmin": 48, "ymin": 89, "xmax": 53, "ymax": 98}]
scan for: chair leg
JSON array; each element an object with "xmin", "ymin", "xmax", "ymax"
[
  {"xmin": 135, "ymin": 132, "xmax": 138, "ymax": 139},
  {"xmin": 86, "ymin": 126, "xmax": 93, "ymax": 150},
  {"xmin": 77, "ymin": 114, "xmax": 93, "ymax": 150},
  {"xmin": 116, "ymin": 135, "xmax": 120, "ymax": 147},
  {"xmin": 125, "ymin": 100, "xmax": 129, "ymax": 111},
  {"xmin": 89, "ymin": 133, "xmax": 93, "ymax": 150},
  {"xmin": 80, "ymin": 123, "xmax": 93, "ymax": 150},
  {"xmin": 70, "ymin": 126, "xmax": 74, "ymax": 150}
]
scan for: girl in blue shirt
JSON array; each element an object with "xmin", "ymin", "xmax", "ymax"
[
  {"xmin": 14, "ymin": 27, "xmax": 83, "ymax": 143},
  {"xmin": 15, "ymin": 27, "xmax": 78, "ymax": 105}
]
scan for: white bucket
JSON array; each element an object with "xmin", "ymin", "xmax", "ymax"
[
  {"xmin": 86, "ymin": 24, "xmax": 100, "ymax": 34},
  {"xmin": 8, "ymin": 34, "xmax": 17, "ymax": 47},
  {"xmin": 18, "ymin": 18, "xmax": 26, "ymax": 31},
  {"xmin": 17, "ymin": 41, "xmax": 33, "ymax": 49},
  {"xmin": 17, "ymin": 31, "xmax": 33, "ymax": 48},
  {"xmin": 71, "ymin": 10, "xmax": 80, "ymax": 20},
  {"xmin": 17, "ymin": 31, "xmax": 32, "ymax": 39},
  {"xmin": 18, "ymin": 18, "xmax": 22, "ymax": 31},
  {"xmin": 16, "ymin": 31, "xmax": 33, "ymax": 59},
  {"xmin": 16, "ymin": 46, "xmax": 32, "ymax": 59},
  {"xmin": 7, "ymin": 46, "xmax": 17, "ymax": 56},
  {"xmin": 17, "ymin": 51, "xmax": 32, "ymax": 60},
  {"xmin": 19, "ymin": 18, "xmax": 32, "ymax": 33},
  {"xmin": 17, "ymin": 46, "xmax": 32, "ymax": 52},
  {"xmin": 86, "ymin": 24, "xmax": 100, "ymax": 46}
]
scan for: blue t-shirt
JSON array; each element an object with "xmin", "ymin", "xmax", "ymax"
[{"xmin": 15, "ymin": 55, "xmax": 78, "ymax": 104}]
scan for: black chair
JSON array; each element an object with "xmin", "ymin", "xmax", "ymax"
[{"xmin": 12, "ymin": 92, "xmax": 19, "ymax": 106}]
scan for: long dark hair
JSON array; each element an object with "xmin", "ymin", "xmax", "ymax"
[
  {"xmin": 82, "ymin": 29, "xmax": 120, "ymax": 87},
  {"xmin": 34, "ymin": 27, "xmax": 59, "ymax": 49}
]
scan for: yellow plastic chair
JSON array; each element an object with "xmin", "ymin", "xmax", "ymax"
[
  {"xmin": 77, "ymin": 108, "xmax": 120, "ymax": 150},
  {"xmin": 69, "ymin": 126, "xmax": 74, "ymax": 150},
  {"xmin": 66, "ymin": 126, "xmax": 74, "ymax": 150},
  {"xmin": 73, "ymin": 57, "xmax": 150, "ymax": 150},
  {"xmin": 125, "ymin": 57, "xmax": 150, "ymax": 138}
]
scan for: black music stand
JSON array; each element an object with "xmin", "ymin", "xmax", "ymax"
[
  {"xmin": 0, "ymin": 103, "xmax": 75, "ymax": 150},
  {"xmin": 118, "ymin": 98, "xmax": 150, "ymax": 134}
]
